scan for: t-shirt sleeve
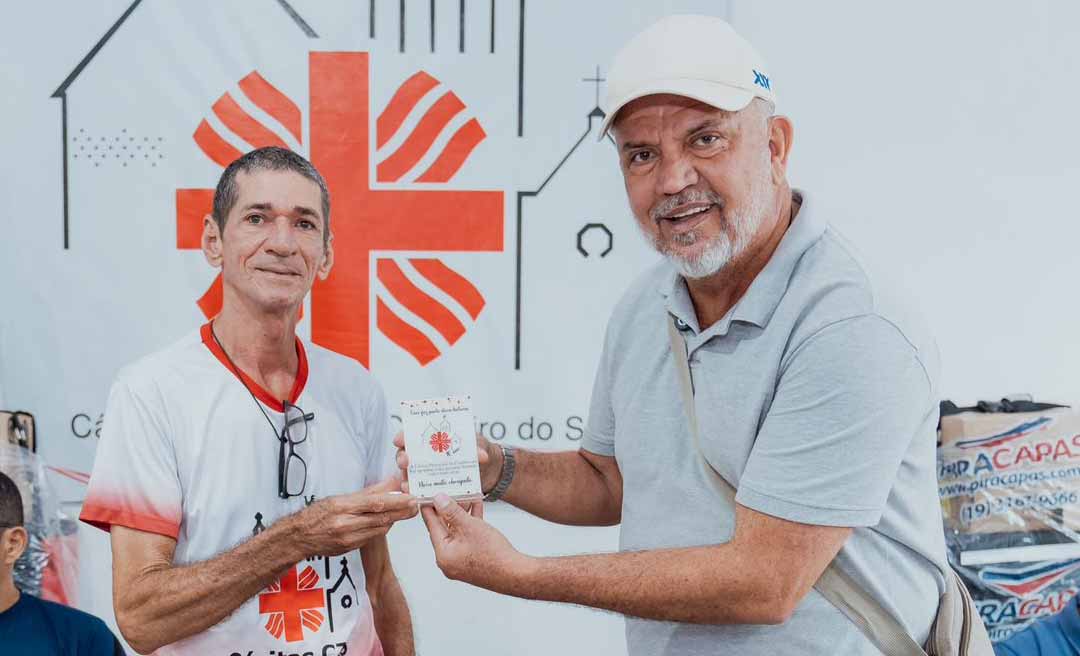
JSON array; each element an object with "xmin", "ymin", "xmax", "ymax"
[
  {"xmin": 79, "ymin": 375, "xmax": 183, "ymax": 540},
  {"xmin": 734, "ymin": 315, "xmax": 933, "ymax": 527},
  {"xmin": 363, "ymin": 380, "xmax": 397, "ymax": 487},
  {"xmin": 581, "ymin": 319, "xmax": 618, "ymax": 457}
]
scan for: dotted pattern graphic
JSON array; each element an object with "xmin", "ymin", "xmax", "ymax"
[{"xmin": 71, "ymin": 128, "xmax": 166, "ymax": 168}]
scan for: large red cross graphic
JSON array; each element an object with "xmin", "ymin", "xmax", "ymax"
[
  {"xmin": 258, "ymin": 565, "xmax": 325, "ymax": 643},
  {"xmin": 177, "ymin": 52, "xmax": 504, "ymax": 368}
]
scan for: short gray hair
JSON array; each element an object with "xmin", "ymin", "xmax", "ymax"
[{"xmin": 212, "ymin": 146, "xmax": 331, "ymax": 245}]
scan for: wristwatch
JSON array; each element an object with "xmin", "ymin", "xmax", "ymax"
[{"xmin": 483, "ymin": 444, "xmax": 516, "ymax": 502}]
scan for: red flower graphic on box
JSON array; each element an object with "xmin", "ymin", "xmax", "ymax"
[
  {"xmin": 429, "ymin": 431, "xmax": 452, "ymax": 454},
  {"xmin": 259, "ymin": 564, "xmax": 326, "ymax": 643}
]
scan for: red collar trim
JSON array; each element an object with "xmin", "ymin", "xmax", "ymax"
[{"xmin": 200, "ymin": 323, "xmax": 309, "ymax": 413}]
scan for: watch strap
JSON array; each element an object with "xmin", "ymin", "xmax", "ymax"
[{"xmin": 483, "ymin": 444, "xmax": 516, "ymax": 502}]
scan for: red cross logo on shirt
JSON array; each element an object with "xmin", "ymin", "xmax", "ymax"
[
  {"xmin": 176, "ymin": 52, "xmax": 504, "ymax": 368},
  {"xmin": 259, "ymin": 564, "xmax": 326, "ymax": 643}
]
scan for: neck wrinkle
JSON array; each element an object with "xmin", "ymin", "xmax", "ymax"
[{"xmin": 211, "ymin": 286, "xmax": 300, "ymax": 385}]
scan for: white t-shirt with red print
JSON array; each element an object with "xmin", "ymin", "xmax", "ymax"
[{"xmin": 81, "ymin": 323, "xmax": 396, "ymax": 656}]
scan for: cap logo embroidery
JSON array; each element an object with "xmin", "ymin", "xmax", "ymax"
[{"xmin": 753, "ymin": 70, "xmax": 771, "ymax": 91}]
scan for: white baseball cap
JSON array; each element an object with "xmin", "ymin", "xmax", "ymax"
[{"xmin": 600, "ymin": 14, "xmax": 777, "ymax": 138}]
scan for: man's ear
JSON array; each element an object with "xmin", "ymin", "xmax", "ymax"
[
  {"xmin": 317, "ymin": 231, "xmax": 334, "ymax": 281},
  {"xmin": 1, "ymin": 527, "xmax": 28, "ymax": 568},
  {"xmin": 202, "ymin": 214, "xmax": 223, "ymax": 268},
  {"xmin": 767, "ymin": 115, "xmax": 794, "ymax": 185}
]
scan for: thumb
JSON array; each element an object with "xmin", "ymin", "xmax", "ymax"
[
  {"xmin": 476, "ymin": 434, "xmax": 490, "ymax": 465},
  {"xmin": 432, "ymin": 494, "xmax": 468, "ymax": 528}
]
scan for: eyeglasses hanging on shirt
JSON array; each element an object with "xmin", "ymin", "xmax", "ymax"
[{"xmin": 210, "ymin": 323, "xmax": 314, "ymax": 499}]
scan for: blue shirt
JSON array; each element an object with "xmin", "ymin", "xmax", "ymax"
[
  {"xmin": 0, "ymin": 592, "xmax": 124, "ymax": 656},
  {"xmin": 995, "ymin": 597, "xmax": 1080, "ymax": 656}
]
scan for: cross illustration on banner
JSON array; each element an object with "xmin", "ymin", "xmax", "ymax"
[
  {"xmin": 175, "ymin": 52, "xmax": 505, "ymax": 368},
  {"xmin": 581, "ymin": 65, "xmax": 606, "ymax": 108},
  {"xmin": 258, "ymin": 565, "xmax": 326, "ymax": 643}
]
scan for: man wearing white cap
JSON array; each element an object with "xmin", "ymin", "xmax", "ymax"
[{"xmin": 401, "ymin": 14, "xmax": 951, "ymax": 654}]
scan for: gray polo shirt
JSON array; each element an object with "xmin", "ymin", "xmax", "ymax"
[{"xmin": 582, "ymin": 191, "xmax": 948, "ymax": 655}]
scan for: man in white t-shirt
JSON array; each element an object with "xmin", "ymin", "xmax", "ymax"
[{"xmin": 80, "ymin": 146, "xmax": 419, "ymax": 656}]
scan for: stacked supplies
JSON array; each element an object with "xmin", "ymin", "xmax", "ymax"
[{"xmin": 939, "ymin": 400, "xmax": 1080, "ymax": 642}]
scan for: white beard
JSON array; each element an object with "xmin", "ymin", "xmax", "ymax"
[
  {"xmin": 639, "ymin": 145, "xmax": 777, "ymax": 278},
  {"xmin": 648, "ymin": 163, "xmax": 773, "ymax": 279},
  {"xmin": 667, "ymin": 221, "xmax": 744, "ymax": 279}
]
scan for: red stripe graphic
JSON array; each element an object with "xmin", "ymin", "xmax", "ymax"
[
  {"xmin": 239, "ymin": 71, "xmax": 303, "ymax": 144},
  {"xmin": 377, "ymin": 259, "xmax": 466, "ymax": 344},
  {"xmin": 194, "ymin": 120, "xmax": 244, "ymax": 168},
  {"xmin": 298, "ymin": 567, "xmax": 319, "ymax": 588},
  {"xmin": 417, "ymin": 118, "xmax": 486, "ymax": 182},
  {"xmin": 376, "ymin": 92, "xmax": 465, "ymax": 182},
  {"xmin": 175, "ymin": 189, "xmax": 213, "ymax": 249},
  {"xmin": 1001, "ymin": 572, "xmax": 1067, "ymax": 597},
  {"xmin": 376, "ymin": 71, "xmax": 439, "ymax": 148},
  {"xmin": 376, "ymin": 298, "xmax": 441, "ymax": 365},
  {"xmin": 410, "ymin": 259, "xmax": 485, "ymax": 319},
  {"xmin": 47, "ymin": 467, "xmax": 90, "ymax": 485},
  {"xmin": 301, "ymin": 609, "xmax": 323, "ymax": 632},
  {"xmin": 212, "ymin": 92, "xmax": 290, "ymax": 150},
  {"xmin": 266, "ymin": 614, "xmax": 283, "ymax": 638},
  {"xmin": 198, "ymin": 274, "xmax": 224, "ymax": 319}
]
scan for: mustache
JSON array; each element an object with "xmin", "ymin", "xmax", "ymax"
[{"xmin": 649, "ymin": 189, "xmax": 724, "ymax": 222}]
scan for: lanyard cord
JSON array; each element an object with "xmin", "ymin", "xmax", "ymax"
[{"xmin": 209, "ymin": 321, "xmax": 285, "ymax": 442}]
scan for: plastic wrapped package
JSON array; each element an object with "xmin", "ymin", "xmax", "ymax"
[
  {"xmin": 939, "ymin": 405, "xmax": 1080, "ymax": 642},
  {"xmin": 0, "ymin": 441, "xmax": 79, "ymax": 605}
]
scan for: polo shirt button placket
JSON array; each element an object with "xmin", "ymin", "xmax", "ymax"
[
  {"xmin": 674, "ymin": 318, "xmax": 701, "ymax": 367},
  {"xmin": 687, "ymin": 345, "xmax": 701, "ymax": 366}
]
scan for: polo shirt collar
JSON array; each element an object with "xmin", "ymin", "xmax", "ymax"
[{"xmin": 659, "ymin": 189, "xmax": 824, "ymax": 337}]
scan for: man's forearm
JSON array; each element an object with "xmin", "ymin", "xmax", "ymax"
[
  {"xmin": 371, "ymin": 573, "xmax": 414, "ymax": 656},
  {"xmin": 114, "ymin": 518, "xmax": 305, "ymax": 653},
  {"xmin": 424, "ymin": 487, "xmax": 847, "ymax": 628},
  {"xmin": 497, "ymin": 449, "xmax": 621, "ymax": 526},
  {"xmin": 499, "ymin": 544, "xmax": 791, "ymax": 626},
  {"xmin": 362, "ymin": 536, "xmax": 413, "ymax": 656}
]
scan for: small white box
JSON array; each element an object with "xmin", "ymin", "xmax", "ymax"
[{"xmin": 401, "ymin": 395, "xmax": 483, "ymax": 504}]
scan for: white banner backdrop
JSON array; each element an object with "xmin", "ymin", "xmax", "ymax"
[
  {"xmin": 10, "ymin": 1, "xmax": 1080, "ymax": 654},
  {"xmin": 1, "ymin": 1, "xmax": 725, "ymax": 654}
]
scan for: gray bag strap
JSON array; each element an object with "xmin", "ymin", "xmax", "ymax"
[{"xmin": 666, "ymin": 318, "xmax": 929, "ymax": 656}]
